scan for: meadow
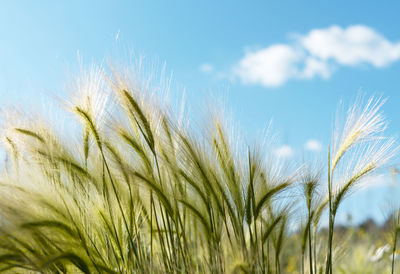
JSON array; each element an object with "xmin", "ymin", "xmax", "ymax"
[{"xmin": 0, "ymin": 65, "xmax": 398, "ymax": 273}]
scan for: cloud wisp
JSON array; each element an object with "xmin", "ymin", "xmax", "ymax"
[
  {"xmin": 234, "ymin": 25, "xmax": 400, "ymax": 87},
  {"xmin": 274, "ymin": 144, "xmax": 294, "ymax": 158},
  {"xmin": 304, "ymin": 139, "xmax": 322, "ymax": 152},
  {"xmin": 199, "ymin": 63, "xmax": 214, "ymax": 73}
]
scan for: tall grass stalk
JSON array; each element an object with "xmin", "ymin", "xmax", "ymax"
[
  {"xmin": 390, "ymin": 208, "xmax": 400, "ymax": 274},
  {"xmin": 325, "ymin": 96, "xmax": 396, "ymax": 274},
  {"xmin": 300, "ymin": 168, "xmax": 321, "ymax": 274}
]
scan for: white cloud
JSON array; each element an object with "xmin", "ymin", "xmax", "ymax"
[
  {"xmin": 234, "ymin": 25, "xmax": 400, "ymax": 87},
  {"xmin": 301, "ymin": 25, "xmax": 400, "ymax": 67},
  {"xmin": 199, "ymin": 63, "xmax": 214, "ymax": 73},
  {"xmin": 301, "ymin": 56, "xmax": 332, "ymax": 79},
  {"xmin": 305, "ymin": 139, "xmax": 322, "ymax": 152},
  {"xmin": 275, "ymin": 145, "xmax": 294, "ymax": 158},
  {"xmin": 234, "ymin": 45, "xmax": 302, "ymax": 87}
]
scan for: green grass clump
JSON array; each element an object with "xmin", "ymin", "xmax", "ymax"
[{"xmin": 0, "ymin": 65, "xmax": 397, "ymax": 273}]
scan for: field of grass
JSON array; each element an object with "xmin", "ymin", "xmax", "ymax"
[{"xmin": 0, "ymin": 65, "xmax": 398, "ymax": 273}]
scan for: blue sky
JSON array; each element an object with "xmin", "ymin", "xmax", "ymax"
[{"xmin": 1, "ymin": 1, "xmax": 400, "ymax": 224}]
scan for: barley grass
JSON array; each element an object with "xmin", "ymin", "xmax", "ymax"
[{"xmin": 0, "ymin": 64, "xmax": 397, "ymax": 273}]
